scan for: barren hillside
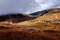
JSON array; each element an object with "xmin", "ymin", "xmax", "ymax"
[
  {"xmin": 0, "ymin": 8, "xmax": 60, "ymax": 40},
  {"xmin": 18, "ymin": 8, "xmax": 60, "ymax": 31}
]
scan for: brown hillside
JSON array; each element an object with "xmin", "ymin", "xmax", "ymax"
[
  {"xmin": 18, "ymin": 8, "xmax": 60, "ymax": 31},
  {"xmin": 0, "ymin": 8, "xmax": 60, "ymax": 40}
]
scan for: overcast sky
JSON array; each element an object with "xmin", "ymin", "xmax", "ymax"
[{"xmin": 0, "ymin": 0, "xmax": 60, "ymax": 15}]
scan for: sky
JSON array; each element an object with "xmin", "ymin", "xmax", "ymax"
[{"xmin": 0, "ymin": 0, "xmax": 60, "ymax": 15}]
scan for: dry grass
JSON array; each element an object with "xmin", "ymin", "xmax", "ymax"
[
  {"xmin": 0, "ymin": 8, "xmax": 60, "ymax": 40},
  {"xmin": 0, "ymin": 28, "xmax": 59, "ymax": 40}
]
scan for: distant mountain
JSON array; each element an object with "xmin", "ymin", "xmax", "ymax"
[
  {"xmin": 18, "ymin": 8, "xmax": 60, "ymax": 31},
  {"xmin": 0, "ymin": 8, "xmax": 60, "ymax": 27},
  {"xmin": 36, "ymin": 8, "xmax": 60, "ymax": 21},
  {"xmin": 0, "ymin": 10, "xmax": 50, "ymax": 23},
  {"xmin": 30, "ymin": 10, "xmax": 49, "ymax": 17},
  {"xmin": 0, "ymin": 13, "xmax": 36, "ymax": 23}
]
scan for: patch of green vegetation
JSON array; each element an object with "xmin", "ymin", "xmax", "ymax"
[{"xmin": 44, "ymin": 20, "xmax": 50, "ymax": 23}]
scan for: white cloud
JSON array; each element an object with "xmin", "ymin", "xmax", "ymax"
[
  {"xmin": 0, "ymin": 0, "xmax": 60, "ymax": 15},
  {"xmin": 25, "ymin": 0, "xmax": 60, "ymax": 14}
]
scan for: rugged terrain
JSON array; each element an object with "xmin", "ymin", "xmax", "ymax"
[
  {"xmin": 18, "ymin": 8, "xmax": 60, "ymax": 31},
  {"xmin": 0, "ymin": 8, "xmax": 60, "ymax": 40}
]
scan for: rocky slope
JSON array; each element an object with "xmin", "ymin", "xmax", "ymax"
[
  {"xmin": 0, "ymin": 8, "xmax": 60, "ymax": 31},
  {"xmin": 0, "ymin": 8, "xmax": 60, "ymax": 40},
  {"xmin": 30, "ymin": 10, "xmax": 49, "ymax": 17},
  {"xmin": 18, "ymin": 8, "xmax": 60, "ymax": 31}
]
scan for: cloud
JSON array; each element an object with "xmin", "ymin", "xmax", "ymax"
[
  {"xmin": 0, "ymin": 0, "xmax": 37, "ymax": 14},
  {"xmin": 0, "ymin": 0, "xmax": 60, "ymax": 15},
  {"xmin": 25, "ymin": 0, "xmax": 60, "ymax": 14}
]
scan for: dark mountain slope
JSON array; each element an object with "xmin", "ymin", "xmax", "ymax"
[
  {"xmin": 30, "ymin": 10, "xmax": 49, "ymax": 17},
  {"xmin": 0, "ymin": 13, "xmax": 36, "ymax": 23}
]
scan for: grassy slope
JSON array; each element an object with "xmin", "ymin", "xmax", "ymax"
[
  {"xmin": 17, "ymin": 8, "xmax": 60, "ymax": 31},
  {"xmin": 0, "ymin": 8, "xmax": 60, "ymax": 40}
]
